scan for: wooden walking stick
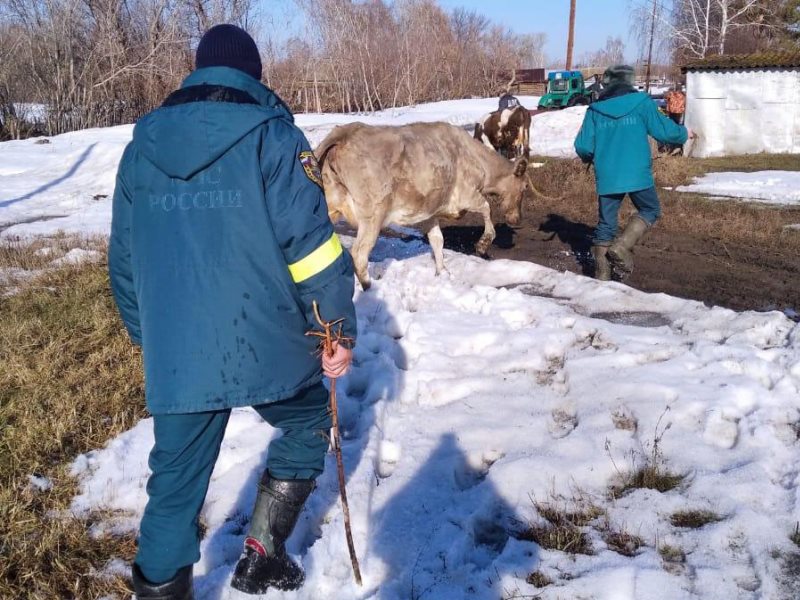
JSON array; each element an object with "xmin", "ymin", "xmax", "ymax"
[{"xmin": 306, "ymin": 301, "xmax": 362, "ymax": 586}]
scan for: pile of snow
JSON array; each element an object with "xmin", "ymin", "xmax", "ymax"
[
  {"xmin": 71, "ymin": 239, "xmax": 800, "ymax": 600},
  {"xmin": 530, "ymin": 105, "xmax": 586, "ymax": 158},
  {"xmin": 676, "ymin": 171, "xmax": 800, "ymax": 206},
  {"xmin": 0, "ymin": 96, "xmax": 588, "ymax": 239}
]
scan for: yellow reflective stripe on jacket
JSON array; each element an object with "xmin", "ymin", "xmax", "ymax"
[{"xmin": 288, "ymin": 233, "xmax": 343, "ymax": 283}]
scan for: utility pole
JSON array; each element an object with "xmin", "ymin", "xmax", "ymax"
[
  {"xmin": 645, "ymin": 0, "xmax": 658, "ymax": 93},
  {"xmin": 566, "ymin": 0, "xmax": 576, "ymax": 70}
]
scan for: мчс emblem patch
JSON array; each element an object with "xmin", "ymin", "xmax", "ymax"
[{"xmin": 299, "ymin": 151, "xmax": 323, "ymax": 188}]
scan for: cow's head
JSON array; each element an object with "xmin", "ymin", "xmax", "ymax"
[{"xmin": 495, "ymin": 157, "xmax": 529, "ymax": 226}]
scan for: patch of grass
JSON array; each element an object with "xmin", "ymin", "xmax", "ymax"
[
  {"xmin": 517, "ymin": 521, "xmax": 593, "ymax": 556},
  {"xmin": 601, "ymin": 526, "xmax": 644, "ymax": 557},
  {"xmin": 516, "ymin": 500, "xmax": 603, "ymax": 556},
  {"xmin": 608, "ymin": 407, "xmax": 686, "ymax": 497},
  {"xmin": 0, "ymin": 235, "xmax": 106, "ymax": 294},
  {"xmin": 612, "ymin": 464, "xmax": 686, "ymax": 496},
  {"xmin": 659, "ymin": 543, "xmax": 686, "ymax": 564},
  {"xmin": 670, "ymin": 509, "xmax": 723, "ymax": 529},
  {"xmin": 535, "ymin": 502, "xmax": 605, "ymax": 527},
  {"xmin": 696, "ymin": 153, "xmax": 800, "ymax": 174},
  {"xmin": 0, "ymin": 241, "xmax": 146, "ymax": 599},
  {"xmin": 525, "ymin": 570, "xmax": 553, "ymax": 588}
]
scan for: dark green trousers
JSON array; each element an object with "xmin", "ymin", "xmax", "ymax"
[{"xmin": 135, "ymin": 383, "xmax": 331, "ymax": 583}]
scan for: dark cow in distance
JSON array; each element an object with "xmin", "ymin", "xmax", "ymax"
[
  {"xmin": 316, "ymin": 122, "xmax": 532, "ymax": 289},
  {"xmin": 474, "ymin": 105, "xmax": 531, "ymax": 160}
]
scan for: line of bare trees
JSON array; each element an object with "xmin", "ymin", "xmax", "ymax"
[
  {"xmin": 0, "ymin": 0, "xmax": 259, "ymax": 138},
  {"xmin": 629, "ymin": 0, "xmax": 799, "ymax": 64},
  {"xmin": 0, "ymin": 0, "xmax": 547, "ymax": 139},
  {"xmin": 266, "ymin": 0, "xmax": 546, "ymax": 113}
]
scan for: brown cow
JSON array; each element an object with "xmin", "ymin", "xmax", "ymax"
[
  {"xmin": 474, "ymin": 105, "xmax": 531, "ymax": 160},
  {"xmin": 316, "ymin": 122, "xmax": 531, "ymax": 289}
]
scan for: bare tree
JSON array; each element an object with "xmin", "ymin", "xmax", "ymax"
[{"xmin": 577, "ymin": 36, "xmax": 626, "ymax": 68}]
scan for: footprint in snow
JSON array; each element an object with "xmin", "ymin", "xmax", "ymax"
[
  {"xmin": 611, "ymin": 404, "xmax": 638, "ymax": 433},
  {"xmin": 548, "ymin": 405, "xmax": 578, "ymax": 439},
  {"xmin": 703, "ymin": 411, "xmax": 739, "ymax": 449},
  {"xmin": 376, "ymin": 439, "xmax": 401, "ymax": 478}
]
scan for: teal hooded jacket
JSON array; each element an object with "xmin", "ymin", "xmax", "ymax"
[
  {"xmin": 108, "ymin": 67, "xmax": 356, "ymax": 414},
  {"xmin": 574, "ymin": 91, "xmax": 688, "ymax": 196}
]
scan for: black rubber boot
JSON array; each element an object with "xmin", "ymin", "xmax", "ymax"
[
  {"xmin": 132, "ymin": 564, "xmax": 193, "ymax": 600},
  {"xmin": 592, "ymin": 243, "xmax": 612, "ymax": 281},
  {"xmin": 230, "ymin": 474, "xmax": 315, "ymax": 594},
  {"xmin": 607, "ymin": 215, "xmax": 649, "ymax": 277}
]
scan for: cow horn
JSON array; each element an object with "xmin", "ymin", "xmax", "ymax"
[{"xmin": 525, "ymin": 173, "xmax": 564, "ymax": 203}]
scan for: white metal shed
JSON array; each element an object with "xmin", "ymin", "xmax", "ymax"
[{"xmin": 683, "ymin": 53, "xmax": 800, "ymax": 158}]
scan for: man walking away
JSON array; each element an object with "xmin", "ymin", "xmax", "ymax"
[
  {"xmin": 574, "ymin": 65, "xmax": 692, "ymax": 281},
  {"xmin": 109, "ymin": 24, "xmax": 357, "ymax": 599}
]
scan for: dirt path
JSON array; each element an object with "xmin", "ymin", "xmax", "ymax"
[{"xmin": 439, "ymin": 207, "xmax": 800, "ymax": 318}]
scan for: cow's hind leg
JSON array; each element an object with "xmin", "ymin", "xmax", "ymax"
[
  {"xmin": 475, "ymin": 201, "xmax": 496, "ymax": 256},
  {"xmin": 352, "ymin": 218, "xmax": 381, "ymax": 290},
  {"xmin": 427, "ymin": 219, "xmax": 446, "ymax": 276}
]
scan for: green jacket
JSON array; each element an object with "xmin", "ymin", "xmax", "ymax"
[
  {"xmin": 574, "ymin": 91, "xmax": 688, "ymax": 196},
  {"xmin": 108, "ymin": 67, "xmax": 356, "ymax": 414}
]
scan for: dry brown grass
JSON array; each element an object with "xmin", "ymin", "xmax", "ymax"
[
  {"xmin": 527, "ymin": 154, "xmax": 800, "ymax": 253},
  {"xmin": 669, "ymin": 509, "xmax": 723, "ymax": 529},
  {"xmin": 516, "ymin": 500, "xmax": 603, "ymax": 556},
  {"xmin": 659, "ymin": 543, "xmax": 686, "ymax": 564},
  {"xmin": 611, "ymin": 463, "xmax": 686, "ymax": 497},
  {"xmin": 525, "ymin": 570, "xmax": 553, "ymax": 588},
  {"xmin": 600, "ymin": 524, "xmax": 644, "ymax": 557},
  {"xmin": 0, "ymin": 239, "xmax": 145, "ymax": 599},
  {"xmin": 0, "ymin": 235, "xmax": 107, "ymax": 294}
]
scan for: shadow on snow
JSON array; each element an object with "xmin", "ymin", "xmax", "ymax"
[{"xmin": 0, "ymin": 143, "xmax": 97, "ymax": 208}]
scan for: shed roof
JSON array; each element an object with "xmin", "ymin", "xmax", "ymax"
[{"xmin": 682, "ymin": 52, "xmax": 800, "ymax": 72}]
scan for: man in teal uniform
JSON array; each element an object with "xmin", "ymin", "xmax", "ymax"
[
  {"xmin": 109, "ymin": 24, "xmax": 356, "ymax": 599},
  {"xmin": 574, "ymin": 65, "xmax": 693, "ymax": 280}
]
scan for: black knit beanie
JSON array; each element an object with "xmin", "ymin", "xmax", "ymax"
[
  {"xmin": 196, "ymin": 24, "xmax": 262, "ymax": 81},
  {"xmin": 602, "ymin": 65, "xmax": 636, "ymax": 87}
]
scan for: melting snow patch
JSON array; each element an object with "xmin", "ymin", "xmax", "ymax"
[
  {"xmin": 28, "ymin": 473, "xmax": 53, "ymax": 492},
  {"xmin": 676, "ymin": 171, "xmax": 800, "ymax": 206},
  {"xmin": 51, "ymin": 248, "xmax": 102, "ymax": 266}
]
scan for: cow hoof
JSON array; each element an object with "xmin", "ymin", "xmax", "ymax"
[{"xmin": 475, "ymin": 243, "xmax": 491, "ymax": 257}]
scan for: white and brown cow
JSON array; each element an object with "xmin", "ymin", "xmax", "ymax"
[
  {"xmin": 474, "ymin": 105, "xmax": 532, "ymax": 160},
  {"xmin": 315, "ymin": 121, "xmax": 531, "ymax": 289}
]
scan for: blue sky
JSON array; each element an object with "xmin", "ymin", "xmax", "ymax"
[
  {"xmin": 262, "ymin": 0, "xmax": 636, "ymax": 63},
  {"xmin": 436, "ymin": 0, "xmax": 634, "ymax": 62}
]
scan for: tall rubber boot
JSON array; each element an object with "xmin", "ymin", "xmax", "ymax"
[
  {"xmin": 132, "ymin": 564, "xmax": 193, "ymax": 600},
  {"xmin": 607, "ymin": 215, "xmax": 649, "ymax": 277},
  {"xmin": 592, "ymin": 244, "xmax": 611, "ymax": 281},
  {"xmin": 230, "ymin": 474, "xmax": 315, "ymax": 594}
]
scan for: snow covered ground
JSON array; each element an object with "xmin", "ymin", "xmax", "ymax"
[
  {"xmin": 70, "ymin": 239, "xmax": 800, "ymax": 600},
  {"xmin": 3, "ymin": 96, "xmax": 800, "ymax": 599},
  {"xmin": 676, "ymin": 171, "xmax": 800, "ymax": 206}
]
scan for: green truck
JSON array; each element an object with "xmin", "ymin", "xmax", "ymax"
[{"xmin": 538, "ymin": 70, "xmax": 602, "ymax": 110}]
